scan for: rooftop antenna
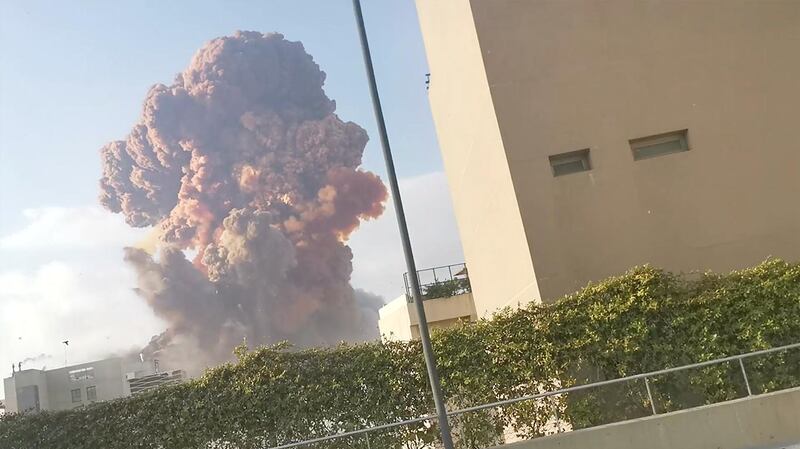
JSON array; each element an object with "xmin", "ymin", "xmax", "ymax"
[{"xmin": 62, "ymin": 340, "xmax": 69, "ymax": 366}]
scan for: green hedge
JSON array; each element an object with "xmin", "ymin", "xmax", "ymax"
[{"xmin": 3, "ymin": 259, "xmax": 800, "ymax": 449}]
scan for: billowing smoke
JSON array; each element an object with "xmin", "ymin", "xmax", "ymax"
[{"xmin": 99, "ymin": 31, "xmax": 387, "ymax": 366}]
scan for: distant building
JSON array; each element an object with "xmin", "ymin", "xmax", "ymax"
[
  {"xmin": 379, "ymin": 263, "xmax": 478, "ymax": 341},
  {"xmin": 128, "ymin": 369, "xmax": 186, "ymax": 396},
  {"xmin": 2, "ymin": 357, "xmax": 185, "ymax": 414},
  {"xmin": 415, "ymin": 0, "xmax": 800, "ymax": 316}
]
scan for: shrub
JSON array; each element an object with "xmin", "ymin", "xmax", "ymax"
[
  {"xmin": 422, "ymin": 277, "xmax": 471, "ymax": 300},
  {"xmin": 2, "ymin": 259, "xmax": 799, "ymax": 449}
]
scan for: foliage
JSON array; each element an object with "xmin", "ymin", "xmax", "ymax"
[
  {"xmin": 422, "ymin": 277, "xmax": 472, "ymax": 300},
  {"xmin": 2, "ymin": 259, "xmax": 800, "ymax": 449}
]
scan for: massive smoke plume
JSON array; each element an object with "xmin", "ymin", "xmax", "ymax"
[{"xmin": 99, "ymin": 31, "xmax": 387, "ymax": 366}]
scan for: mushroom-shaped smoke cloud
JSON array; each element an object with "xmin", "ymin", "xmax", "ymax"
[{"xmin": 99, "ymin": 31, "xmax": 388, "ymax": 365}]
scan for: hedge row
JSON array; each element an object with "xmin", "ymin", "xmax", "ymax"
[{"xmin": 2, "ymin": 259, "xmax": 800, "ymax": 449}]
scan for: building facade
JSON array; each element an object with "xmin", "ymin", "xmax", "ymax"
[
  {"xmin": 415, "ymin": 0, "xmax": 800, "ymax": 316},
  {"xmin": 379, "ymin": 292, "xmax": 478, "ymax": 341},
  {"xmin": 378, "ymin": 263, "xmax": 478, "ymax": 341},
  {"xmin": 2, "ymin": 357, "xmax": 185, "ymax": 414}
]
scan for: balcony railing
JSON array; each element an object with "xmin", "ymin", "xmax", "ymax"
[{"xmin": 403, "ymin": 263, "xmax": 471, "ymax": 301}]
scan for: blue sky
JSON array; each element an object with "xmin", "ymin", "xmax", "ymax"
[
  {"xmin": 0, "ymin": 0, "xmax": 463, "ymax": 395},
  {"xmin": 0, "ymin": 0, "xmax": 442, "ymax": 232}
]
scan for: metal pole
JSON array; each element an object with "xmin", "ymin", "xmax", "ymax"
[
  {"xmin": 644, "ymin": 377, "xmax": 657, "ymax": 415},
  {"xmin": 739, "ymin": 358, "xmax": 753, "ymax": 396},
  {"xmin": 554, "ymin": 402, "xmax": 562, "ymax": 433},
  {"xmin": 351, "ymin": 1, "xmax": 454, "ymax": 448}
]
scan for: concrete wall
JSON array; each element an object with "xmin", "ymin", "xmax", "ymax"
[
  {"xmin": 379, "ymin": 293, "xmax": 478, "ymax": 341},
  {"xmin": 501, "ymin": 387, "xmax": 800, "ymax": 449},
  {"xmin": 415, "ymin": 0, "xmax": 541, "ymax": 316},
  {"xmin": 409, "ymin": 292, "xmax": 478, "ymax": 339},
  {"xmin": 379, "ymin": 294, "xmax": 415, "ymax": 341},
  {"xmin": 3, "ymin": 370, "xmax": 49, "ymax": 413},
  {"xmin": 418, "ymin": 0, "xmax": 800, "ymax": 309},
  {"xmin": 3, "ymin": 377, "xmax": 17, "ymax": 413},
  {"xmin": 471, "ymin": 0, "xmax": 800, "ymax": 301},
  {"xmin": 45, "ymin": 358, "xmax": 127, "ymax": 411}
]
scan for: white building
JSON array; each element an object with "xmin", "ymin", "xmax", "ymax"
[
  {"xmin": 2, "ymin": 357, "xmax": 185, "ymax": 414},
  {"xmin": 378, "ymin": 263, "xmax": 478, "ymax": 341}
]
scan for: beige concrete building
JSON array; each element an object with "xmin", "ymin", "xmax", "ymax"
[
  {"xmin": 379, "ymin": 292, "xmax": 478, "ymax": 341},
  {"xmin": 415, "ymin": 0, "xmax": 800, "ymax": 316},
  {"xmin": 378, "ymin": 263, "xmax": 478, "ymax": 341}
]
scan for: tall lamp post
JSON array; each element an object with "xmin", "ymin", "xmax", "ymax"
[{"xmin": 351, "ymin": 1, "xmax": 454, "ymax": 448}]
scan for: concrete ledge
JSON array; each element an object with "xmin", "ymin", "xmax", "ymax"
[{"xmin": 502, "ymin": 387, "xmax": 800, "ymax": 449}]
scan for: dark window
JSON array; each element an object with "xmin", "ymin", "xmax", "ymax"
[
  {"xmin": 71, "ymin": 388, "xmax": 81, "ymax": 403},
  {"xmin": 630, "ymin": 129, "xmax": 689, "ymax": 160},
  {"xmin": 549, "ymin": 149, "xmax": 591, "ymax": 177},
  {"xmin": 86, "ymin": 386, "xmax": 97, "ymax": 402}
]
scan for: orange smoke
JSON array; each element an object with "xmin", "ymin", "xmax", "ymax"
[{"xmin": 100, "ymin": 31, "xmax": 387, "ymax": 360}]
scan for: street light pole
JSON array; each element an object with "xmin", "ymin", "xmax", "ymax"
[{"xmin": 351, "ymin": 1, "xmax": 454, "ymax": 448}]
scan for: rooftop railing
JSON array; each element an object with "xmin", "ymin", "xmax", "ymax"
[{"xmin": 403, "ymin": 263, "xmax": 471, "ymax": 301}]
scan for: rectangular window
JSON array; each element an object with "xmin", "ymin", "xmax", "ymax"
[
  {"xmin": 71, "ymin": 388, "xmax": 82, "ymax": 403},
  {"xmin": 86, "ymin": 386, "xmax": 97, "ymax": 402},
  {"xmin": 630, "ymin": 129, "xmax": 689, "ymax": 161},
  {"xmin": 549, "ymin": 149, "xmax": 591, "ymax": 176},
  {"xmin": 68, "ymin": 367, "xmax": 95, "ymax": 381}
]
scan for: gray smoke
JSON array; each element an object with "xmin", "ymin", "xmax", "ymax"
[{"xmin": 98, "ymin": 31, "xmax": 388, "ymax": 367}]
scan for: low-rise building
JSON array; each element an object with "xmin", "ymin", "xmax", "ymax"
[
  {"xmin": 2, "ymin": 357, "xmax": 184, "ymax": 414},
  {"xmin": 379, "ymin": 263, "xmax": 478, "ymax": 341}
]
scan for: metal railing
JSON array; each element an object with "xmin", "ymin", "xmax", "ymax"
[
  {"xmin": 267, "ymin": 341, "xmax": 800, "ymax": 449},
  {"xmin": 403, "ymin": 263, "xmax": 471, "ymax": 301}
]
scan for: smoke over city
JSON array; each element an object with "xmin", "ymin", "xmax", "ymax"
[{"xmin": 98, "ymin": 31, "xmax": 387, "ymax": 367}]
